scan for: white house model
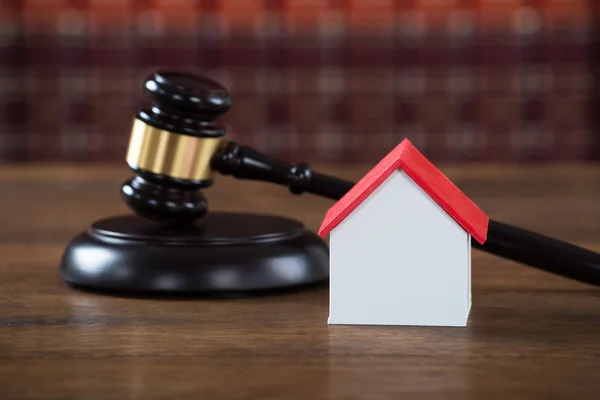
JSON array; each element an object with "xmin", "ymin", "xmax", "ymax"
[{"xmin": 318, "ymin": 139, "xmax": 489, "ymax": 327}]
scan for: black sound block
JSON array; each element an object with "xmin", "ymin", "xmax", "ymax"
[{"xmin": 60, "ymin": 212, "xmax": 329, "ymax": 296}]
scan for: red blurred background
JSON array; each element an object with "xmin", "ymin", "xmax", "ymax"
[{"xmin": 0, "ymin": 0, "xmax": 598, "ymax": 164}]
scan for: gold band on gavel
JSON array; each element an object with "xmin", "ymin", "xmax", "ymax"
[{"xmin": 125, "ymin": 118, "xmax": 224, "ymax": 181}]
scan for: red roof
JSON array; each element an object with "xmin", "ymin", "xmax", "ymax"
[{"xmin": 318, "ymin": 139, "xmax": 489, "ymax": 244}]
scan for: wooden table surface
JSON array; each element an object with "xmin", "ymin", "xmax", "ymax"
[{"xmin": 1, "ymin": 163, "xmax": 600, "ymax": 399}]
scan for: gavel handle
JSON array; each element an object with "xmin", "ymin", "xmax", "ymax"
[
  {"xmin": 212, "ymin": 141, "xmax": 600, "ymax": 287},
  {"xmin": 474, "ymin": 221, "xmax": 600, "ymax": 286},
  {"xmin": 211, "ymin": 141, "xmax": 351, "ymax": 198}
]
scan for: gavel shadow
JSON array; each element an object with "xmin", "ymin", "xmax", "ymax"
[
  {"xmin": 62, "ymin": 279, "xmax": 329, "ymax": 301},
  {"xmin": 466, "ymin": 285, "xmax": 600, "ymax": 336}
]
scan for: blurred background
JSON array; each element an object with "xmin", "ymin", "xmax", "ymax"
[{"xmin": 0, "ymin": 0, "xmax": 598, "ymax": 164}]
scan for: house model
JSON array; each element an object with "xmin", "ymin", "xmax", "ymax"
[{"xmin": 318, "ymin": 139, "xmax": 489, "ymax": 327}]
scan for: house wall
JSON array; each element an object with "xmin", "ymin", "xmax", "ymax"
[{"xmin": 329, "ymin": 169, "xmax": 471, "ymax": 327}]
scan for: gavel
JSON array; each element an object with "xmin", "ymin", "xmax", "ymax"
[
  {"xmin": 61, "ymin": 70, "xmax": 600, "ymax": 294},
  {"xmin": 121, "ymin": 70, "xmax": 348, "ymax": 225}
]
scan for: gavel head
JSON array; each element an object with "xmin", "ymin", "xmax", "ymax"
[{"xmin": 121, "ymin": 70, "xmax": 231, "ymax": 225}]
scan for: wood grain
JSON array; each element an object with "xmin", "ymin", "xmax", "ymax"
[{"xmin": 1, "ymin": 163, "xmax": 600, "ymax": 399}]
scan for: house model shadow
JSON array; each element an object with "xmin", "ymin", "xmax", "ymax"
[{"xmin": 318, "ymin": 139, "xmax": 489, "ymax": 327}]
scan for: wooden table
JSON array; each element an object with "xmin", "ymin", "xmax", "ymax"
[{"xmin": 1, "ymin": 163, "xmax": 600, "ymax": 399}]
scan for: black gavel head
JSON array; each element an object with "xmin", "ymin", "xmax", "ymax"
[{"xmin": 121, "ymin": 70, "xmax": 231, "ymax": 225}]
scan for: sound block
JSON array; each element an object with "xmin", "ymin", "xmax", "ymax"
[{"xmin": 60, "ymin": 212, "xmax": 329, "ymax": 296}]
